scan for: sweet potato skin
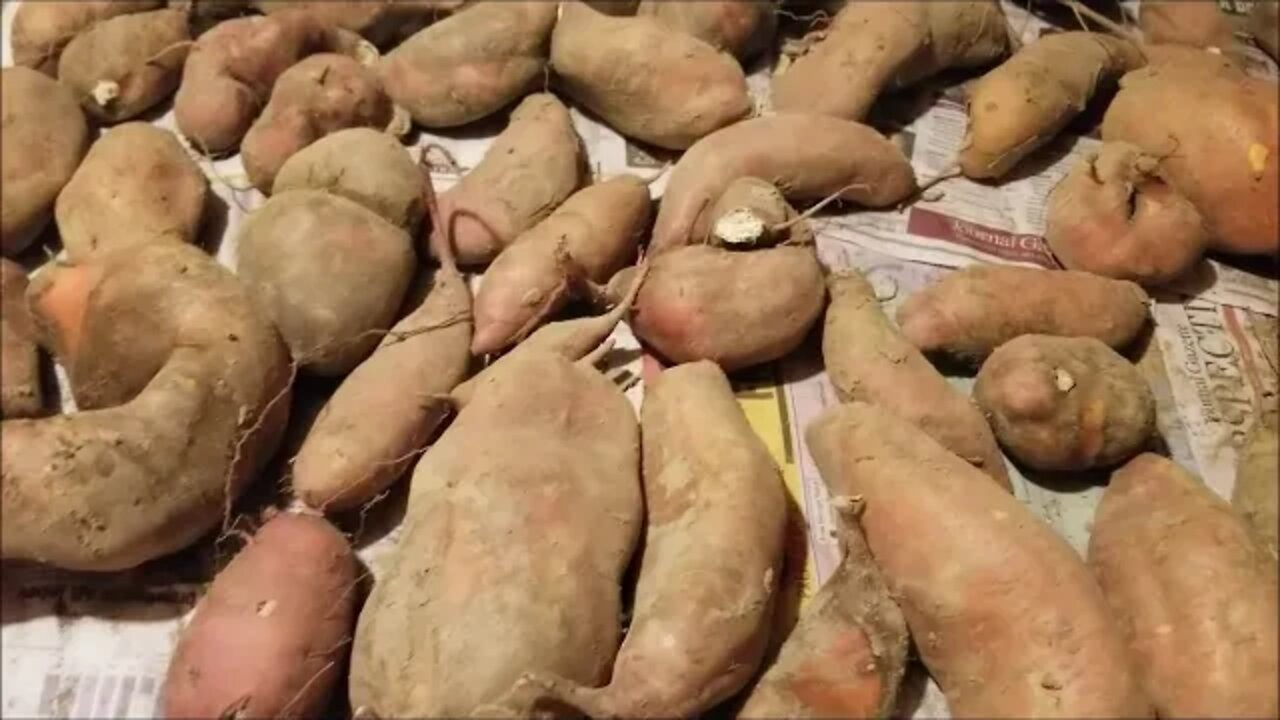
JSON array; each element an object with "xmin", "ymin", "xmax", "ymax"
[
  {"xmin": 807, "ymin": 402, "xmax": 1152, "ymax": 717},
  {"xmin": 551, "ymin": 1, "xmax": 751, "ymax": 150},
  {"xmin": 824, "ymin": 271, "xmax": 1009, "ymax": 488},
  {"xmin": 55, "ymin": 123, "xmax": 208, "ymax": 262},
  {"xmin": 1089, "ymin": 453, "xmax": 1278, "ymax": 718},
  {"xmin": 436, "ymin": 93, "xmax": 584, "ymax": 267},
  {"xmin": 637, "ymin": 0, "xmax": 776, "ymax": 61},
  {"xmin": 378, "ymin": 1, "xmax": 556, "ymax": 128},
  {"xmin": 163, "ymin": 512, "xmax": 357, "ymax": 719},
  {"xmin": 651, "ymin": 114, "xmax": 916, "ymax": 253},
  {"xmin": 0, "ymin": 260, "xmax": 43, "ymax": 419},
  {"xmin": 1233, "ymin": 415, "xmax": 1279, "ymax": 559},
  {"xmin": 960, "ymin": 32, "xmax": 1144, "ymax": 179},
  {"xmin": 1, "ymin": 67, "xmax": 90, "ymax": 257},
  {"xmin": 1140, "ymin": 0, "xmax": 1236, "ymax": 51},
  {"xmin": 349, "ymin": 351, "xmax": 642, "ymax": 717},
  {"xmin": 975, "ymin": 335, "xmax": 1156, "ymax": 471},
  {"xmin": 896, "ymin": 265, "xmax": 1151, "ymax": 362},
  {"xmin": 11, "ymin": 0, "xmax": 163, "ymax": 75}
]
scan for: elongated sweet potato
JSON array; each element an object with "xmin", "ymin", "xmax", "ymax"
[
  {"xmin": 896, "ymin": 265, "xmax": 1150, "ymax": 362},
  {"xmin": 807, "ymin": 402, "xmax": 1152, "ymax": 717},
  {"xmin": 637, "ymin": 0, "xmax": 776, "ymax": 61},
  {"xmin": 1234, "ymin": 414, "xmax": 1279, "ymax": 559},
  {"xmin": 774, "ymin": 1, "xmax": 1008, "ymax": 121},
  {"xmin": 551, "ymin": 1, "xmax": 751, "ymax": 150},
  {"xmin": 960, "ymin": 32, "xmax": 1144, "ymax": 179},
  {"xmin": 0, "ymin": 243, "xmax": 292, "ymax": 571},
  {"xmin": 1046, "ymin": 141, "xmax": 1208, "ymax": 284},
  {"xmin": 824, "ymin": 270, "xmax": 1009, "ymax": 488},
  {"xmin": 57, "ymin": 9, "xmax": 191, "ymax": 123},
  {"xmin": 471, "ymin": 176, "xmax": 650, "ymax": 354},
  {"xmin": 349, "ymin": 351, "xmax": 642, "ymax": 717},
  {"xmin": 55, "ymin": 123, "xmax": 208, "ymax": 262},
  {"xmin": 163, "ymin": 512, "xmax": 357, "ymax": 719},
  {"xmin": 516, "ymin": 361, "xmax": 785, "ymax": 717},
  {"xmin": 737, "ymin": 499, "xmax": 908, "ymax": 720},
  {"xmin": 1, "ymin": 67, "xmax": 89, "ymax": 257},
  {"xmin": 241, "ymin": 53, "xmax": 395, "ymax": 193},
  {"xmin": 1090, "ymin": 453, "xmax": 1278, "ymax": 717},
  {"xmin": 0, "ymin": 260, "xmax": 43, "ymax": 419},
  {"xmin": 975, "ymin": 335, "xmax": 1155, "ymax": 471},
  {"xmin": 379, "ymin": 1, "xmax": 557, "ymax": 128},
  {"xmin": 436, "ymin": 93, "xmax": 584, "ymax": 267},
  {"xmin": 11, "ymin": 0, "xmax": 163, "ymax": 75},
  {"xmin": 650, "ymin": 114, "xmax": 916, "ymax": 253}
]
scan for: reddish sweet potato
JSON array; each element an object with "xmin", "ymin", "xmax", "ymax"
[
  {"xmin": 0, "ymin": 260, "xmax": 43, "ymax": 419},
  {"xmin": 1090, "ymin": 453, "xmax": 1278, "ymax": 717},
  {"xmin": 163, "ymin": 512, "xmax": 357, "ymax": 719},
  {"xmin": 806, "ymin": 402, "xmax": 1152, "ymax": 717}
]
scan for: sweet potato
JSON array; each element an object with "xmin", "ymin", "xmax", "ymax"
[
  {"xmin": 55, "ymin": 123, "xmax": 208, "ymax": 262},
  {"xmin": 175, "ymin": 11, "xmax": 368, "ymax": 153},
  {"xmin": 704, "ymin": 176, "xmax": 813, "ymax": 247},
  {"xmin": 1140, "ymin": 0, "xmax": 1236, "ymax": 51},
  {"xmin": 56, "ymin": 9, "xmax": 191, "ymax": 123},
  {"xmin": 1234, "ymin": 414, "xmax": 1279, "ymax": 559},
  {"xmin": 349, "ymin": 350, "xmax": 642, "ymax": 717},
  {"xmin": 737, "ymin": 499, "xmax": 908, "ymax": 720},
  {"xmin": 774, "ymin": 1, "xmax": 1008, "ymax": 122},
  {"xmin": 650, "ymin": 114, "xmax": 916, "ymax": 253},
  {"xmin": 236, "ymin": 190, "xmax": 415, "ymax": 376},
  {"xmin": 824, "ymin": 270, "xmax": 1010, "ymax": 488},
  {"xmin": 975, "ymin": 335, "xmax": 1155, "ymax": 471},
  {"xmin": 637, "ymin": 0, "xmax": 776, "ymax": 61},
  {"xmin": 896, "ymin": 264, "xmax": 1151, "ymax": 362},
  {"xmin": 1090, "ymin": 453, "xmax": 1278, "ymax": 717},
  {"xmin": 0, "ymin": 243, "xmax": 292, "ymax": 571},
  {"xmin": 378, "ymin": 1, "xmax": 557, "ymax": 128},
  {"xmin": 436, "ymin": 93, "xmax": 584, "ymax": 267},
  {"xmin": 807, "ymin": 402, "xmax": 1152, "ymax": 717},
  {"xmin": 241, "ymin": 54, "xmax": 396, "ymax": 193},
  {"xmin": 516, "ymin": 361, "xmax": 785, "ymax": 717},
  {"xmin": 0, "ymin": 67, "xmax": 90, "ymax": 257},
  {"xmin": 163, "ymin": 512, "xmax": 356, "ymax": 719},
  {"xmin": 1102, "ymin": 51, "xmax": 1279, "ymax": 256},
  {"xmin": 254, "ymin": 0, "xmax": 462, "ymax": 47},
  {"xmin": 0, "ymin": 260, "xmax": 43, "ymax": 419},
  {"xmin": 624, "ymin": 243, "xmax": 825, "ymax": 371},
  {"xmin": 11, "ymin": 1, "xmax": 163, "ymax": 75},
  {"xmin": 471, "ymin": 176, "xmax": 650, "ymax": 354},
  {"xmin": 1046, "ymin": 141, "xmax": 1208, "ymax": 284},
  {"xmin": 551, "ymin": 1, "xmax": 751, "ymax": 149},
  {"xmin": 1250, "ymin": 0, "xmax": 1279, "ymax": 59},
  {"xmin": 272, "ymin": 127, "xmax": 424, "ymax": 231},
  {"xmin": 960, "ymin": 32, "xmax": 1145, "ymax": 179}
]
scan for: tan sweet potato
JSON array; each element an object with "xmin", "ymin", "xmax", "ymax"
[
  {"xmin": 1090, "ymin": 453, "xmax": 1278, "ymax": 717},
  {"xmin": 163, "ymin": 512, "xmax": 357, "ymax": 719},
  {"xmin": 737, "ymin": 499, "xmax": 908, "ymax": 720},
  {"xmin": 435, "ymin": 93, "xmax": 585, "ymax": 267},
  {"xmin": 236, "ymin": 190, "xmax": 415, "ymax": 376},
  {"xmin": 349, "ymin": 351, "xmax": 642, "ymax": 717},
  {"xmin": 1046, "ymin": 141, "xmax": 1208, "ymax": 284},
  {"xmin": 1234, "ymin": 414, "xmax": 1279, "ymax": 559},
  {"xmin": 1102, "ymin": 51, "xmax": 1279, "ymax": 256},
  {"xmin": 0, "ymin": 260, "xmax": 43, "ymax": 419},
  {"xmin": 551, "ymin": 1, "xmax": 751, "ymax": 150},
  {"xmin": 378, "ymin": 1, "xmax": 557, "ymax": 128},
  {"xmin": 1140, "ymin": 0, "xmax": 1237, "ymax": 51},
  {"xmin": 471, "ymin": 176, "xmax": 650, "ymax": 354},
  {"xmin": 637, "ymin": 0, "xmax": 776, "ymax": 60},
  {"xmin": 515, "ymin": 361, "xmax": 785, "ymax": 717},
  {"xmin": 774, "ymin": 1, "xmax": 1008, "ymax": 121},
  {"xmin": 650, "ymin": 114, "xmax": 916, "ymax": 253},
  {"xmin": 704, "ymin": 176, "xmax": 813, "ymax": 247},
  {"xmin": 807, "ymin": 402, "xmax": 1153, "ymax": 717},
  {"xmin": 0, "ymin": 67, "xmax": 89, "ymax": 257},
  {"xmin": 0, "ymin": 243, "xmax": 292, "ymax": 571},
  {"xmin": 960, "ymin": 32, "xmax": 1145, "ymax": 179},
  {"xmin": 241, "ymin": 53, "xmax": 395, "ymax": 193},
  {"xmin": 824, "ymin": 270, "xmax": 1010, "ymax": 488},
  {"xmin": 896, "ymin": 265, "xmax": 1151, "ymax": 362},
  {"xmin": 57, "ymin": 9, "xmax": 191, "ymax": 123},
  {"xmin": 55, "ymin": 123, "xmax": 208, "ymax": 262},
  {"xmin": 975, "ymin": 335, "xmax": 1156, "ymax": 471},
  {"xmin": 625, "ymin": 244, "xmax": 825, "ymax": 372},
  {"xmin": 11, "ymin": 1, "xmax": 163, "ymax": 75}
]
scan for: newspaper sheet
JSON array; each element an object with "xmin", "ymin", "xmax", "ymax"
[{"xmin": 3, "ymin": 0, "xmax": 1278, "ymax": 717}]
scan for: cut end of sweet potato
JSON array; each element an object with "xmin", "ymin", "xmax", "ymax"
[{"xmin": 29, "ymin": 261, "xmax": 102, "ymax": 361}]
